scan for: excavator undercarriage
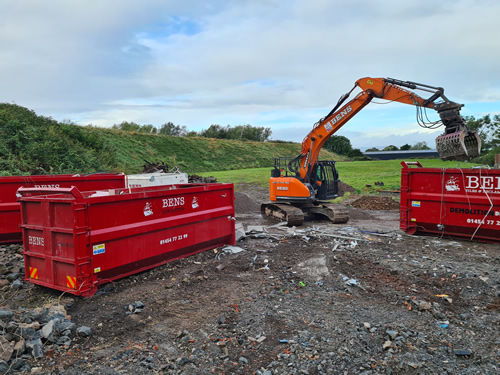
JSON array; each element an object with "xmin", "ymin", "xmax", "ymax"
[{"xmin": 261, "ymin": 202, "xmax": 349, "ymax": 227}]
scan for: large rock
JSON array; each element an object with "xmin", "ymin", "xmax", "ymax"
[
  {"xmin": 26, "ymin": 338, "xmax": 43, "ymax": 359},
  {"xmin": 0, "ymin": 336, "xmax": 13, "ymax": 362},
  {"xmin": 0, "ymin": 308, "xmax": 13, "ymax": 322},
  {"xmin": 41, "ymin": 320, "xmax": 56, "ymax": 340}
]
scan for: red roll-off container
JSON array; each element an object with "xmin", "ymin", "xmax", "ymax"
[
  {"xmin": 18, "ymin": 183, "xmax": 235, "ymax": 297},
  {"xmin": 400, "ymin": 161, "xmax": 500, "ymax": 243},
  {"xmin": 0, "ymin": 174, "xmax": 125, "ymax": 244}
]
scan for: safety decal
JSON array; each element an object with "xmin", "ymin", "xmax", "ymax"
[
  {"xmin": 93, "ymin": 243, "xmax": 105, "ymax": 255},
  {"xmin": 66, "ymin": 276, "xmax": 76, "ymax": 289},
  {"xmin": 94, "ymin": 267, "xmax": 101, "ymax": 273},
  {"xmin": 29, "ymin": 267, "xmax": 38, "ymax": 279},
  {"xmin": 411, "ymin": 201, "xmax": 421, "ymax": 207},
  {"xmin": 411, "ymin": 218, "xmax": 417, "ymax": 222}
]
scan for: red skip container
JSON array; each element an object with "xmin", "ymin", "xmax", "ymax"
[
  {"xmin": 0, "ymin": 174, "xmax": 126, "ymax": 244},
  {"xmin": 400, "ymin": 161, "xmax": 500, "ymax": 243},
  {"xmin": 18, "ymin": 183, "xmax": 235, "ymax": 296}
]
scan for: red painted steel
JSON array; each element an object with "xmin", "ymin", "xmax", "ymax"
[
  {"xmin": 0, "ymin": 174, "xmax": 125, "ymax": 244},
  {"xmin": 18, "ymin": 183, "xmax": 235, "ymax": 296},
  {"xmin": 400, "ymin": 161, "xmax": 500, "ymax": 242}
]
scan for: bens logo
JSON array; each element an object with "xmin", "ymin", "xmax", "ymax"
[
  {"xmin": 162, "ymin": 197, "xmax": 185, "ymax": 208},
  {"xmin": 327, "ymin": 105, "xmax": 352, "ymax": 128},
  {"xmin": 29, "ymin": 236, "xmax": 44, "ymax": 246},
  {"xmin": 465, "ymin": 176, "xmax": 500, "ymax": 190},
  {"xmin": 34, "ymin": 184, "xmax": 60, "ymax": 188}
]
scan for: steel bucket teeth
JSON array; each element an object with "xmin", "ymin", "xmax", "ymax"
[{"xmin": 436, "ymin": 131, "xmax": 481, "ymax": 161}]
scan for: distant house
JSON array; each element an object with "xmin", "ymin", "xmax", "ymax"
[{"xmin": 363, "ymin": 149, "xmax": 439, "ymax": 160}]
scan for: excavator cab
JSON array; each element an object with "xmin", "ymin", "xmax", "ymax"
[{"xmin": 310, "ymin": 161, "xmax": 339, "ymax": 200}]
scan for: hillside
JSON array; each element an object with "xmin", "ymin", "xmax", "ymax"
[{"xmin": 0, "ymin": 103, "xmax": 338, "ymax": 175}]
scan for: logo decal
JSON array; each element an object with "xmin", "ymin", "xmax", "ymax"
[
  {"xmin": 192, "ymin": 197, "xmax": 199, "ymax": 209},
  {"xmin": 143, "ymin": 202, "xmax": 153, "ymax": 216},
  {"xmin": 445, "ymin": 176, "xmax": 460, "ymax": 192}
]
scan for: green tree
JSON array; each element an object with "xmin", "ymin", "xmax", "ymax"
[
  {"xmin": 348, "ymin": 148, "xmax": 364, "ymax": 158},
  {"xmin": 464, "ymin": 114, "xmax": 500, "ymax": 151},
  {"xmin": 410, "ymin": 141, "xmax": 430, "ymax": 150},
  {"xmin": 200, "ymin": 124, "xmax": 272, "ymax": 141},
  {"xmin": 400, "ymin": 143, "xmax": 411, "ymax": 150},
  {"xmin": 323, "ymin": 135, "xmax": 353, "ymax": 155},
  {"xmin": 139, "ymin": 124, "xmax": 157, "ymax": 134},
  {"xmin": 383, "ymin": 145, "xmax": 399, "ymax": 151},
  {"xmin": 365, "ymin": 147, "xmax": 379, "ymax": 152},
  {"xmin": 200, "ymin": 124, "xmax": 227, "ymax": 139},
  {"xmin": 112, "ymin": 121, "xmax": 141, "ymax": 132},
  {"xmin": 158, "ymin": 122, "xmax": 188, "ymax": 136}
]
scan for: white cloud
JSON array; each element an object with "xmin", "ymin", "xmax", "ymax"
[{"xmin": 1, "ymin": 0, "xmax": 499, "ymax": 148}]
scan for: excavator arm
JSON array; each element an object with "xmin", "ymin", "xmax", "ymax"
[{"xmin": 293, "ymin": 77, "xmax": 481, "ymax": 182}]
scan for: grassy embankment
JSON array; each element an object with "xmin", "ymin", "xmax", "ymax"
[
  {"xmin": 0, "ymin": 103, "xmax": 338, "ymax": 175},
  {"xmin": 204, "ymin": 159, "xmax": 481, "ymax": 193}
]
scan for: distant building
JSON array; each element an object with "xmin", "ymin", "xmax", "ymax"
[{"xmin": 363, "ymin": 149, "xmax": 439, "ymax": 160}]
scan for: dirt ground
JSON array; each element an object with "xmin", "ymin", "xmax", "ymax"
[{"xmin": 0, "ymin": 185, "xmax": 498, "ymax": 374}]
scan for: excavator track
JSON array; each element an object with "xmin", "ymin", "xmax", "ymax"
[
  {"xmin": 261, "ymin": 202, "xmax": 349, "ymax": 226},
  {"xmin": 260, "ymin": 203, "xmax": 304, "ymax": 226},
  {"xmin": 304, "ymin": 202, "xmax": 350, "ymax": 223}
]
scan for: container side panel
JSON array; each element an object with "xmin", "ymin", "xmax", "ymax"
[
  {"xmin": 86, "ymin": 187, "xmax": 234, "ymax": 231},
  {"xmin": 24, "ymin": 256, "xmax": 48, "ymax": 283},
  {"xmin": 402, "ymin": 166, "xmax": 500, "ymax": 242},
  {"xmin": 52, "ymin": 232, "xmax": 77, "ymax": 259},
  {"xmin": 93, "ymin": 215, "xmax": 234, "ymax": 282},
  {"xmin": 53, "ymin": 261, "xmax": 78, "ymax": 291},
  {"xmin": 51, "ymin": 202, "xmax": 76, "ymax": 229},
  {"xmin": 24, "ymin": 229, "xmax": 46, "ymax": 255},
  {"xmin": 22, "ymin": 202, "xmax": 44, "ymax": 226},
  {"xmin": 0, "ymin": 203, "xmax": 22, "ymax": 244}
]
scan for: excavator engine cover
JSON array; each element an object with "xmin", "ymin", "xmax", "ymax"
[{"xmin": 435, "ymin": 130, "xmax": 481, "ymax": 161}]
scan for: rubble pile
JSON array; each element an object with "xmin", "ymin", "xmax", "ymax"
[
  {"xmin": 350, "ymin": 195, "xmax": 400, "ymax": 210},
  {"xmin": 188, "ymin": 174, "xmax": 217, "ymax": 183},
  {"xmin": 0, "ymin": 303, "xmax": 89, "ymax": 373},
  {"xmin": 0, "ymin": 244, "xmax": 24, "ymax": 292}
]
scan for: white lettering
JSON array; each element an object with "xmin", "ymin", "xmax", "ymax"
[
  {"xmin": 328, "ymin": 105, "xmax": 353, "ymax": 128},
  {"xmin": 162, "ymin": 197, "xmax": 185, "ymax": 208},
  {"xmin": 34, "ymin": 184, "xmax": 60, "ymax": 188},
  {"xmin": 28, "ymin": 236, "xmax": 44, "ymax": 246},
  {"xmin": 466, "ymin": 176, "xmax": 479, "ymax": 189},
  {"xmin": 466, "ymin": 176, "xmax": 500, "ymax": 190}
]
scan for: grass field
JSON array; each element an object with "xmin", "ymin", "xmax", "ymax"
[{"xmin": 203, "ymin": 158, "xmax": 480, "ymax": 193}]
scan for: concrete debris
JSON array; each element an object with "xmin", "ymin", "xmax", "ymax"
[
  {"xmin": 222, "ymin": 246, "xmax": 245, "ymax": 254},
  {"xmin": 246, "ymin": 225, "xmax": 264, "ymax": 234}
]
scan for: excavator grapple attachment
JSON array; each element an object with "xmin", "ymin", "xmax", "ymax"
[{"xmin": 436, "ymin": 130, "xmax": 481, "ymax": 161}]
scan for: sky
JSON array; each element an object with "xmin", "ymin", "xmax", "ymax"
[{"xmin": 1, "ymin": 0, "xmax": 499, "ymax": 150}]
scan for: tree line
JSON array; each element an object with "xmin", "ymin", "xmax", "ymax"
[{"xmin": 112, "ymin": 122, "xmax": 272, "ymax": 142}]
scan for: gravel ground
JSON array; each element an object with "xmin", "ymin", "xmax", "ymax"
[{"xmin": 0, "ymin": 186, "xmax": 498, "ymax": 374}]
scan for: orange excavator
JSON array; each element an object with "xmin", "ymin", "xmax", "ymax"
[{"xmin": 261, "ymin": 77, "xmax": 482, "ymax": 226}]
